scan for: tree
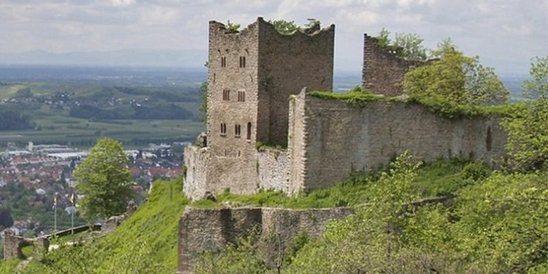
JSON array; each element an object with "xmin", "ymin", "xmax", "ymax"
[
  {"xmin": 374, "ymin": 28, "xmax": 428, "ymax": 61},
  {"xmin": 403, "ymin": 44, "xmax": 509, "ymax": 105},
  {"xmin": 393, "ymin": 32, "xmax": 428, "ymax": 61},
  {"xmin": 74, "ymin": 138, "xmax": 133, "ymax": 219},
  {"xmin": 270, "ymin": 20, "xmax": 299, "ymax": 34},
  {"xmin": 502, "ymin": 55, "xmax": 548, "ymax": 171},
  {"xmin": 523, "ymin": 56, "xmax": 548, "ymax": 99}
]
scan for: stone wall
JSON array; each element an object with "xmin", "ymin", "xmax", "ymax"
[
  {"xmin": 257, "ymin": 148, "xmax": 290, "ymax": 192},
  {"xmin": 362, "ymin": 34, "xmax": 424, "ymax": 96},
  {"xmin": 186, "ymin": 18, "xmax": 335, "ymax": 200},
  {"xmin": 291, "ymin": 90, "xmax": 507, "ymax": 192},
  {"xmin": 177, "ymin": 207, "xmax": 352, "ymax": 274},
  {"xmin": 258, "ymin": 18, "xmax": 334, "ymax": 145},
  {"xmin": 183, "ymin": 145, "xmax": 209, "ymax": 200}
]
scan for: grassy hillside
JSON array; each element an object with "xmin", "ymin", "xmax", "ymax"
[
  {"xmin": 13, "ymin": 178, "xmax": 188, "ymax": 274},
  {"xmin": 2, "ymin": 158, "xmax": 545, "ymax": 273}
]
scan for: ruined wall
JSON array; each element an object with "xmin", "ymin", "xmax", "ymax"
[
  {"xmin": 257, "ymin": 148, "xmax": 290, "ymax": 191},
  {"xmin": 258, "ymin": 18, "xmax": 334, "ymax": 145},
  {"xmin": 287, "ymin": 91, "xmax": 309, "ymax": 194},
  {"xmin": 177, "ymin": 207, "xmax": 352, "ymax": 274},
  {"xmin": 362, "ymin": 34, "xmax": 424, "ymax": 96},
  {"xmin": 292, "ymin": 91, "xmax": 507, "ymax": 192},
  {"xmin": 183, "ymin": 145, "xmax": 209, "ymax": 200}
]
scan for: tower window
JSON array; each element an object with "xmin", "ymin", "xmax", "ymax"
[
  {"xmin": 237, "ymin": 90, "xmax": 245, "ymax": 102},
  {"xmin": 220, "ymin": 123, "xmax": 227, "ymax": 136},
  {"xmin": 222, "ymin": 89, "xmax": 230, "ymax": 101},
  {"xmin": 221, "ymin": 56, "xmax": 227, "ymax": 67},
  {"xmin": 239, "ymin": 56, "xmax": 246, "ymax": 68},
  {"xmin": 247, "ymin": 122, "xmax": 252, "ymax": 140},
  {"xmin": 235, "ymin": 124, "xmax": 241, "ymax": 138}
]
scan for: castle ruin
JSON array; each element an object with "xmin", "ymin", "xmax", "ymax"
[{"xmin": 183, "ymin": 18, "xmax": 507, "ymax": 200}]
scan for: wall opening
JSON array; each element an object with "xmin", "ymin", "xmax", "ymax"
[
  {"xmin": 223, "ymin": 89, "xmax": 230, "ymax": 101},
  {"xmin": 238, "ymin": 90, "xmax": 245, "ymax": 102},
  {"xmin": 239, "ymin": 56, "xmax": 246, "ymax": 68},
  {"xmin": 247, "ymin": 122, "xmax": 252, "ymax": 140},
  {"xmin": 235, "ymin": 124, "xmax": 241, "ymax": 138},
  {"xmin": 220, "ymin": 123, "xmax": 227, "ymax": 136},
  {"xmin": 221, "ymin": 56, "xmax": 227, "ymax": 67}
]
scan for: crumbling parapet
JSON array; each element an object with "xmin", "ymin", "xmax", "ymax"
[{"xmin": 362, "ymin": 33, "xmax": 425, "ymax": 96}]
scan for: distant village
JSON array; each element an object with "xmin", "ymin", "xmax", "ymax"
[{"xmin": 0, "ymin": 141, "xmax": 185, "ymax": 236}]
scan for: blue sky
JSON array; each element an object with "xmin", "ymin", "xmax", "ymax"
[{"xmin": 0, "ymin": 0, "xmax": 546, "ymax": 75}]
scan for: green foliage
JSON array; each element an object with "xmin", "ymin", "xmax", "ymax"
[
  {"xmin": 74, "ymin": 138, "xmax": 133, "ymax": 220},
  {"xmin": 502, "ymin": 56, "xmax": 548, "ymax": 171},
  {"xmin": 194, "ymin": 232, "xmax": 268, "ymax": 274},
  {"xmin": 502, "ymin": 98, "xmax": 548, "ymax": 171},
  {"xmin": 255, "ymin": 141, "xmax": 287, "ymax": 151},
  {"xmin": 452, "ymin": 171, "xmax": 548, "ymax": 272},
  {"xmin": 405, "ymin": 94, "xmax": 514, "ymax": 119},
  {"xmin": 374, "ymin": 28, "xmax": 428, "ymax": 61},
  {"xmin": 0, "ymin": 110, "xmax": 34, "ymax": 130},
  {"xmin": 226, "ymin": 21, "xmax": 240, "ymax": 33},
  {"xmin": 404, "ymin": 47, "xmax": 509, "ymax": 106},
  {"xmin": 523, "ymin": 55, "xmax": 548, "ymax": 99},
  {"xmin": 286, "ymin": 161, "xmax": 547, "ymax": 273},
  {"xmin": 0, "ymin": 258, "xmax": 20, "ymax": 274},
  {"xmin": 393, "ymin": 32, "xmax": 428, "ymax": 61},
  {"xmin": 270, "ymin": 20, "xmax": 299, "ymax": 34},
  {"xmin": 22, "ymin": 179, "xmax": 188, "ymax": 273},
  {"xmin": 309, "ymin": 86, "xmax": 382, "ymax": 107},
  {"xmin": 192, "ymin": 158, "xmax": 479, "ymax": 209}
]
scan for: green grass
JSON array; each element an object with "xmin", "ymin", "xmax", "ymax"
[
  {"xmin": 21, "ymin": 245, "xmax": 33, "ymax": 259},
  {"xmin": 191, "ymin": 159, "xmax": 486, "ymax": 209},
  {"xmin": 0, "ymin": 258, "xmax": 20, "ymax": 274},
  {"xmin": 405, "ymin": 95, "xmax": 517, "ymax": 119},
  {"xmin": 307, "ymin": 86, "xmax": 516, "ymax": 118},
  {"xmin": 309, "ymin": 88, "xmax": 383, "ymax": 107},
  {"xmin": 21, "ymin": 178, "xmax": 189, "ymax": 273}
]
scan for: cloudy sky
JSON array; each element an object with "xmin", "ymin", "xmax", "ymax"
[{"xmin": 0, "ymin": 0, "xmax": 546, "ymax": 75}]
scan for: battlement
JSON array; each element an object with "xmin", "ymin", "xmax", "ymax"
[{"xmin": 209, "ymin": 17, "xmax": 334, "ymax": 38}]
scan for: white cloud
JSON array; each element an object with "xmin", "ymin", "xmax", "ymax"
[{"xmin": 0, "ymin": 0, "xmax": 545, "ymax": 74}]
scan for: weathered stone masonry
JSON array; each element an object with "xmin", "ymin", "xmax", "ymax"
[
  {"xmin": 184, "ymin": 18, "xmax": 334, "ymax": 200},
  {"xmin": 287, "ymin": 90, "xmax": 507, "ymax": 192},
  {"xmin": 362, "ymin": 33, "xmax": 425, "ymax": 96},
  {"xmin": 184, "ymin": 18, "xmax": 507, "ymax": 198},
  {"xmin": 177, "ymin": 207, "xmax": 352, "ymax": 273}
]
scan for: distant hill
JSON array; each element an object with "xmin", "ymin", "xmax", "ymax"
[{"xmin": 0, "ymin": 49, "xmax": 207, "ymax": 68}]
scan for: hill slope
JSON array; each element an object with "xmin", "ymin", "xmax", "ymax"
[{"xmin": 16, "ymin": 178, "xmax": 188, "ymax": 274}]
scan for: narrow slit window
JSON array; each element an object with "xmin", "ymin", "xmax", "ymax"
[
  {"xmin": 237, "ymin": 90, "xmax": 245, "ymax": 102},
  {"xmin": 220, "ymin": 123, "xmax": 227, "ymax": 136},
  {"xmin": 247, "ymin": 122, "xmax": 251, "ymax": 140},
  {"xmin": 221, "ymin": 56, "xmax": 227, "ymax": 67},
  {"xmin": 235, "ymin": 124, "xmax": 241, "ymax": 138},
  {"xmin": 222, "ymin": 89, "xmax": 230, "ymax": 101},
  {"xmin": 239, "ymin": 56, "xmax": 246, "ymax": 68}
]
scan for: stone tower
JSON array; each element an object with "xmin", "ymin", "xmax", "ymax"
[{"xmin": 184, "ymin": 18, "xmax": 334, "ymax": 199}]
